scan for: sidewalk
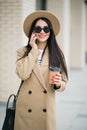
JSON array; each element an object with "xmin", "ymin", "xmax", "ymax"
[
  {"xmin": 56, "ymin": 65, "xmax": 87, "ymax": 130},
  {"xmin": 0, "ymin": 66, "xmax": 87, "ymax": 130}
]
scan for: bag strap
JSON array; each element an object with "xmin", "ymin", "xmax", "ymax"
[
  {"xmin": 6, "ymin": 94, "xmax": 16, "ymax": 110},
  {"xmin": 16, "ymin": 80, "xmax": 24, "ymax": 99},
  {"xmin": 14, "ymin": 80, "xmax": 24, "ymax": 107},
  {"xmin": 6, "ymin": 80, "xmax": 24, "ymax": 110}
]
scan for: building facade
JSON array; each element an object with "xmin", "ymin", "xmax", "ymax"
[{"xmin": 0, "ymin": 0, "xmax": 87, "ymax": 101}]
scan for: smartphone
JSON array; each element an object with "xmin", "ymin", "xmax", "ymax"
[
  {"xmin": 33, "ymin": 31, "xmax": 38, "ymax": 44},
  {"xmin": 35, "ymin": 38, "xmax": 38, "ymax": 44}
]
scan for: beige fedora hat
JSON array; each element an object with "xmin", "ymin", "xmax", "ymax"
[{"xmin": 23, "ymin": 10, "xmax": 60, "ymax": 37}]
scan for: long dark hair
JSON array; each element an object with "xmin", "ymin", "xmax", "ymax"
[{"xmin": 22, "ymin": 17, "xmax": 68, "ymax": 79}]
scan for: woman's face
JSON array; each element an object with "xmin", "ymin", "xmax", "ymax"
[{"xmin": 33, "ymin": 19, "xmax": 50, "ymax": 43}]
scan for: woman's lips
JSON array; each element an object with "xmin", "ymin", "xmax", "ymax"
[{"xmin": 38, "ymin": 35, "xmax": 46, "ymax": 38}]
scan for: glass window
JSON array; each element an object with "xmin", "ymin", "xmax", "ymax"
[{"xmin": 36, "ymin": 0, "xmax": 46, "ymax": 10}]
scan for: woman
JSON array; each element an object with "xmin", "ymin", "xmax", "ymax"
[{"xmin": 14, "ymin": 10, "xmax": 68, "ymax": 130}]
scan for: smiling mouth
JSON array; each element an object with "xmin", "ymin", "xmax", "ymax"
[{"xmin": 39, "ymin": 35, "xmax": 46, "ymax": 38}]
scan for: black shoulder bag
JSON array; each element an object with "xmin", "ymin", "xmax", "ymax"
[{"xmin": 2, "ymin": 80, "xmax": 23, "ymax": 130}]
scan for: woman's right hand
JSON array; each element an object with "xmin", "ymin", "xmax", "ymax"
[{"xmin": 29, "ymin": 33, "xmax": 38, "ymax": 49}]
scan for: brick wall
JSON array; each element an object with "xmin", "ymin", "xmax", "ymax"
[
  {"xmin": 22, "ymin": 0, "xmax": 36, "ymax": 44},
  {"xmin": 0, "ymin": 0, "xmax": 36, "ymax": 101}
]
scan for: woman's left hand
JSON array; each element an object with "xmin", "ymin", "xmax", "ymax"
[{"xmin": 51, "ymin": 73, "xmax": 62, "ymax": 87}]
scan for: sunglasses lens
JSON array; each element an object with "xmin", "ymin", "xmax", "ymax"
[
  {"xmin": 33, "ymin": 26, "xmax": 51, "ymax": 33},
  {"xmin": 33, "ymin": 27, "xmax": 41, "ymax": 33},
  {"xmin": 44, "ymin": 26, "xmax": 50, "ymax": 33}
]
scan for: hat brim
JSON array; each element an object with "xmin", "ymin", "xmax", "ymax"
[{"xmin": 23, "ymin": 10, "xmax": 60, "ymax": 37}]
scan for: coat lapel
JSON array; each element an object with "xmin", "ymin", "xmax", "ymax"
[{"xmin": 33, "ymin": 48, "xmax": 49, "ymax": 90}]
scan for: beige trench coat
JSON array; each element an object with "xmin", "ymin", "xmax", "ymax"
[{"xmin": 14, "ymin": 47, "xmax": 67, "ymax": 130}]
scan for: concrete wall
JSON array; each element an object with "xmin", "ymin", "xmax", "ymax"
[
  {"xmin": 47, "ymin": 0, "xmax": 86, "ymax": 69},
  {"xmin": 85, "ymin": 3, "xmax": 87, "ymax": 63},
  {"xmin": 47, "ymin": 0, "xmax": 70, "ymax": 67},
  {"xmin": 70, "ymin": 0, "xmax": 86, "ymax": 68}
]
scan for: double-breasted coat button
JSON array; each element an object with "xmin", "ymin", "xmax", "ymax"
[
  {"xmin": 28, "ymin": 90, "xmax": 32, "ymax": 94},
  {"xmin": 28, "ymin": 109, "xmax": 32, "ymax": 113},
  {"xmin": 43, "ymin": 109, "xmax": 47, "ymax": 112},
  {"xmin": 43, "ymin": 90, "xmax": 47, "ymax": 94}
]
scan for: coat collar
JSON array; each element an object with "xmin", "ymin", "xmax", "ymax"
[{"xmin": 33, "ymin": 47, "xmax": 49, "ymax": 90}]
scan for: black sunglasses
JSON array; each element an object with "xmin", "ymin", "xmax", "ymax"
[{"xmin": 33, "ymin": 26, "xmax": 51, "ymax": 33}]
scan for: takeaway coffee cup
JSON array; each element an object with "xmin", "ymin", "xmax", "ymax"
[{"xmin": 49, "ymin": 66, "xmax": 61, "ymax": 85}]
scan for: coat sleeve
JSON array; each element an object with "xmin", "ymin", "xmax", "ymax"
[
  {"xmin": 16, "ymin": 47, "xmax": 40, "ymax": 80},
  {"xmin": 53, "ymin": 71, "xmax": 67, "ymax": 92}
]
